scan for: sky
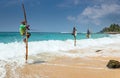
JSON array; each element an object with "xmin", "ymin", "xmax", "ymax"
[{"xmin": 0, "ymin": 0, "xmax": 120, "ymax": 32}]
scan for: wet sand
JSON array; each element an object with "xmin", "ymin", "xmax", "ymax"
[
  {"xmin": 7, "ymin": 43, "xmax": 120, "ymax": 78},
  {"xmin": 15, "ymin": 56, "xmax": 120, "ymax": 78}
]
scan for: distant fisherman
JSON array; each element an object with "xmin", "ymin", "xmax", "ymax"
[
  {"xmin": 19, "ymin": 21, "xmax": 31, "ymax": 43},
  {"xmin": 86, "ymin": 29, "xmax": 91, "ymax": 38},
  {"xmin": 72, "ymin": 27, "xmax": 77, "ymax": 46}
]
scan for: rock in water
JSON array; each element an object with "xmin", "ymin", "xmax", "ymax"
[{"xmin": 107, "ymin": 60, "xmax": 120, "ymax": 68}]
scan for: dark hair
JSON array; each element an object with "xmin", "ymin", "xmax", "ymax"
[{"xmin": 21, "ymin": 21, "xmax": 26, "ymax": 25}]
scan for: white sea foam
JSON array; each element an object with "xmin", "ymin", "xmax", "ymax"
[
  {"xmin": 0, "ymin": 35, "xmax": 120, "ymax": 78},
  {"xmin": 0, "ymin": 35, "xmax": 120, "ymax": 59}
]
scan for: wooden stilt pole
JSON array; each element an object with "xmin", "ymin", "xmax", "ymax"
[
  {"xmin": 74, "ymin": 36, "xmax": 76, "ymax": 46},
  {"xmin": 21, "ymin": 1, "xmax": 28, "ymax": 63},
  {"xmin": 72, "ymin": 27, "xmax": 77, "ymax": 46}
]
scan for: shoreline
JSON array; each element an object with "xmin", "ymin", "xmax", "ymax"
[{"xmin": 4, "ymin": 42, "xmax": 120, "ymax": 78}]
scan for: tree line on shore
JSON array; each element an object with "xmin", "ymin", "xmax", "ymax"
[{"xmin": 100, "ymin": 24, "xmax": 120, "ymax": 33}]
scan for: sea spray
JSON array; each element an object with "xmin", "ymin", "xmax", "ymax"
[
  {"xmin": 0, "ymin": 58, "xmax": 25, "ymax": 78},
  {"xmin": 0, "ymin": 36, "xmax": 120, "ymax": 59},
  {"xmin": 0, "ymin": 61, "xmax": 6, "ymax": 78}
]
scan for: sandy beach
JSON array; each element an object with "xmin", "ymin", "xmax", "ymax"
[
  {"xmin": 16, "ymin": 57, "xmax": 120, "ymax": 78},
  {"xmin": 5, "ymin": 43, "xmax": 120, "ymax": 78}
]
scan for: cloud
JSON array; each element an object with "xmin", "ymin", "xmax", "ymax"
[
  {"xmin": 0, "ymin": 0, "xmax": 19, "ymax": 7},
  {"xmin": 0, "ymin": 0, "xmax": 41, "ymax": 8},
  {"xmin": 92, "ymin": 0, "xmax": 120, "ymax": 4},
  {"xmin": 67, "ymin": 2, "xmax": 120, "ymax": 25},
  {"xmin": 73, "ymin": 0, "xmax": 79, "ymax": 5},
  {"xmin": 82, "ymin": 4, "xmax": 120, "ymax": 19},
  {"xmin": 58, "ymin": 0, "xmax": 80, "ymax": 7},
  {"xmin": 67, "ymin": 16, "xmax": 76, "ymax": 21},
  {"xmin": 24, "ymin": 0, "xmax": 41, "ymax": 7},
  {"xmin": 58, "ymin": 0, "xmax": 118, "ymax": 8}
]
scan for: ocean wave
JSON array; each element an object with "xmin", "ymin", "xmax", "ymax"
[{"xmin": 0, "ymin": 36, "xmax": 120, "ymax": 60}]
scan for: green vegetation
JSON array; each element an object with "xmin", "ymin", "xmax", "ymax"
[{"xmin": 100, "ymin": 24, "xmax": 120, "ymax": 33}]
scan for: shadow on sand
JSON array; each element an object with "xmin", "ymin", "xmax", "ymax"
[{"xmin": 28, "ymin": 60, "xmax": 46, "ymax": 64}]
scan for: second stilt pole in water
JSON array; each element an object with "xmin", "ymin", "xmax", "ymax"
[{"xmin": 72, "ymin": 27, "xmax": 77, "ymax": 46}]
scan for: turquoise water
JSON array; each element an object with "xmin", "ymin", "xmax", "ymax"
[{"xmin": 0, "ymin": 32, "xmax": 109, "ymax": 43}]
